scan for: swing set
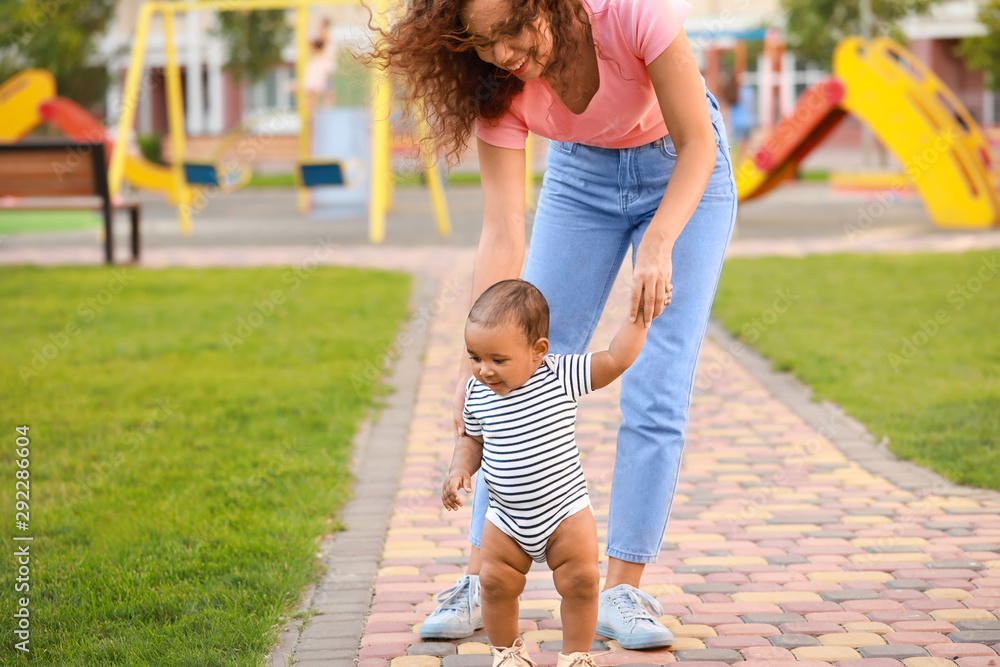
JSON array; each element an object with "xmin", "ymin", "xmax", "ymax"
[{"xmin": 108, "ymin": 0, "xmax": 452, "ymax": 242}]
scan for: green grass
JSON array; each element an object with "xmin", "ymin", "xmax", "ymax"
[
  {"xmin": 0, "ymin": 265, "xmax": 412, "ymax": 665},
  {"xmin": 246, "ymin": 172, "xmax": 299, "ymax": 188},
  {"xmin": 712, "ymin": 251, "xmax": 1000, "ymax": 491},
  {"xmin": 797, "ymin": 169, "xmax": 829, "ymax": 182},
  {"xmin": 0, "ymin": 210, "xmax": 102, "ymax": 234}
]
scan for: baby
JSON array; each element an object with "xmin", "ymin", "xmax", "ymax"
[{"xmin": 442, "ymin": 279, "xmax": 652, "ymax": 667}]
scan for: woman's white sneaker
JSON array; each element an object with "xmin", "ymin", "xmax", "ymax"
[
  {"xmin": 595, "ymin": 584, "xmax": 674, "ymax": 649},
  {"xmin": 419, "ymin": 574, "xmax": 484, "ymax": 639}
]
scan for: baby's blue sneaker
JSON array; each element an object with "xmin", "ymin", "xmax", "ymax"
[
  {"xmin": 596, "ymin": 584, "xmax": 674, "ymax": 649},
  {"xmin": 419, "ymin": 574, "xmax": 483, "ymax": 639}
]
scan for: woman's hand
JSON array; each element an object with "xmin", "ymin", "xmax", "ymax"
[{"xmin": 630, "ymin": 232, "xmax": 674, "ymax": 327}]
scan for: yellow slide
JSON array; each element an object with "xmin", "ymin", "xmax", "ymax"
[
  {"xmin": 123, "ymin": 154, "xmax": 197, "ymax": 208},
  {"xmin": 833, "ymin": 37, "xmax": 999, "ymax": 228},
  {"xmin": 0, "ymin": 70, "xmax": 55, "ymax": 140}
]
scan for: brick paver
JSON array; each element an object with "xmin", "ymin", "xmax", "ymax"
[{"xmin": 331, "ymin": 253, "xmax": 998, "ymax": 666}]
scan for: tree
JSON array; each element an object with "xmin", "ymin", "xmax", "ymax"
[
  {"xmin": 0, "ymin": 2, "xmax": 293, "ymax": 112},
  {"xmin": 781, "ymin": 0, "xmax": 939, "ymax": 67},
  {"xmin": 215, "ymin": 10, "xmax": 294, "ymax": 83},
  {"xmin": 0, "ymin": 0, "xmax": 117, "ymax": 110},
  {"xmin": 956, "ymin": 0, "xmax": 1000, "ymax": 91}
]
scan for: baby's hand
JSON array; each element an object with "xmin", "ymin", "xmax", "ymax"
[{"xmin": 442, "ymin": 470, "xmax": 472, "ymax": 510}]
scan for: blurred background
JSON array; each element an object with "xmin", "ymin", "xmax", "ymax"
[{"xmin": 1, "ymin": 0, "xmax": 998, "ymax": 248}]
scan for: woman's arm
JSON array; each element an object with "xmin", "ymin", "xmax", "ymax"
[
  {"xmin": 473, "ymin": 137, "xmax": 527, "ymax": 299},
  {"xmin": 630, "ymin": 29, "xmax": 718, "ymax": 326},
  {"xmin": 451, "ymin": 139, "xmax": 527, "ymax": 435}
]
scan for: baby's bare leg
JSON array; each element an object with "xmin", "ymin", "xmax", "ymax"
[
  {"xmin": 546, "ymin": 508, "xmax": 600, "ymax": 653},
  {"xmin": 480, "ymin": 521, "xmax": 533, "ymax": 647}
]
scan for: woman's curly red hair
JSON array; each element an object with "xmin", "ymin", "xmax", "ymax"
[{"xmin": 362, "ymin": 0, "xmax": 594, "ymax": 167}]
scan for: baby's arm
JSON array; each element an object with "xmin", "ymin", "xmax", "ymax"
[
  {"xmin": 442, "ymin": 433, "xmax": 484, "ymax": 510},
  {"xmin": 590, "ymin": 301, "xmax": 650, "ymax": 390}
]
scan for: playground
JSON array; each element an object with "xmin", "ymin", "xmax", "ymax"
[{"xmin": 2, "ymin": 0, "xmax": 1000, "ymax": 663}]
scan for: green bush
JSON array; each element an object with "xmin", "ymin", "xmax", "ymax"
[{"xmin": 137, "ymin": 133, "xmax": 164, "ymax": 165}]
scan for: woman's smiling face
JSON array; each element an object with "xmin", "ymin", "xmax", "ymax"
[{"xmin": 460, "ymin": 0, "xmax": 553, "ymax": 79}]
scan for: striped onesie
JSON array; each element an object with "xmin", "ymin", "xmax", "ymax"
[{"xmin": 463, "ymin": 353, "xmax": 593, "ymax": 562}]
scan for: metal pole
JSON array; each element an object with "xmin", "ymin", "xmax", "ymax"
[
  {"xmin": 420, "ymin": 119, "xmax": 452, "ymax": 237},
  {"xmin": 295, "ymin": 2, "xmax": 311, "ymax": 213},
  {"xmin": 860, "ymin": 0, "xmax": 874, "ymax": 167},
  {"xmin": 163, "ymin": 8, "xmax": 193, "ymax": 235},
  {"xmin": 109, "ymin": 3, "xmax": 156, "ymax": 196},
  {"xmin": 368, "ymin": 0, "xmax": 392, "ymax": 242},
  {"xmin": 369, "ymin": 68, "xmax": 391, "ymax": 242}
]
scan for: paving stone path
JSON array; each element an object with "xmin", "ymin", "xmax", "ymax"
[
  {"xmin": 2, "ymin": 243, "xmax": 998, "ymax": 667},
  {"xmin": 278, "ymin": 248, "xmax": 1000, "ymax": 667}
]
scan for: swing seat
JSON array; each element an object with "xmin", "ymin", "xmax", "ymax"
[
  {"xmin": 183, "ymin": 162, "xmax": 221, "ymax": 186},
  {"xmin": 182, "ymin": 162, "xmax": 251, "ymax": 190},
  {"xmin": 298, "ymin": 160, "xmax": 346, "ymax": 187}
]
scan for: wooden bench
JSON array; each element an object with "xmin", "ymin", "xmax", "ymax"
[{"xmin": 0, "ymin": 141, "xmax": 141, "ymax": 264}]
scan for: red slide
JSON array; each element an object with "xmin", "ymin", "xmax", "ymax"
[
  {"xmin": 738, "ymin": 79, "xmax": 848, "ymax": 201},
  {"xmin": 38, "ymin": 98, "xmax": 115, "ymax": 156},
  {"xmin": 38, "ymin": 97, "xmax": 180, "ymax": 200}
]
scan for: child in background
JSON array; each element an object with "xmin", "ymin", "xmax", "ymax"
[
  {"xmin": 442, "ymin": 279, "xmax": 656, "ymax": 667},
  {"xmin": 304, "ymin": 18, "xmax": 337, "ymax": 111}
]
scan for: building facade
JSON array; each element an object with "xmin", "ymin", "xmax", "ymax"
[
  {"xmin": 102, "ymin": 0, "xmax": 370, "ymax": 137},
  {"xmin": 98, "ymin": 0, "xmax": 996, "ymax": 151}
]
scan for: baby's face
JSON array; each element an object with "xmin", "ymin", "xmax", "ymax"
[{"xmin": 465, "ymin": 321, "xmax": 547, "ymax": 396}]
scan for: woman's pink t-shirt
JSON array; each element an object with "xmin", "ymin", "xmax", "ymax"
[{"xmin": 474, "ymin": 0, "xmax": 701, "ymax": 150}]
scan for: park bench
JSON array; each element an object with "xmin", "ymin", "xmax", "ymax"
[{"xmin": 0, "ymin": 141, "xmax": 142, "ymax": 264}]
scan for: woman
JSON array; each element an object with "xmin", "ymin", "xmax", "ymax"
[{"xmin": 371, "ymin": 0, "xmax": 737, "ymax": 650}]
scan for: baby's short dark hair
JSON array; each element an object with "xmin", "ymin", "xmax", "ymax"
[{"xmin": 468, "ymin": 279, "xmax": 549, "ymax": 344}]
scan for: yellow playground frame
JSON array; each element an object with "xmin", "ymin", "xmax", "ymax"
[{"xmin": 108, "ymin": 0, "xmax": 452, "ymax": 242}]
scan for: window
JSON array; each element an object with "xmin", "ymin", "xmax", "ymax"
[
  {"xmin": 245, "ymin": 67, "xmax": 296, "ymax": 114},
  {"xmin": 242, "ymin": 66, "xmax": 300, "ymax": 134}
]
